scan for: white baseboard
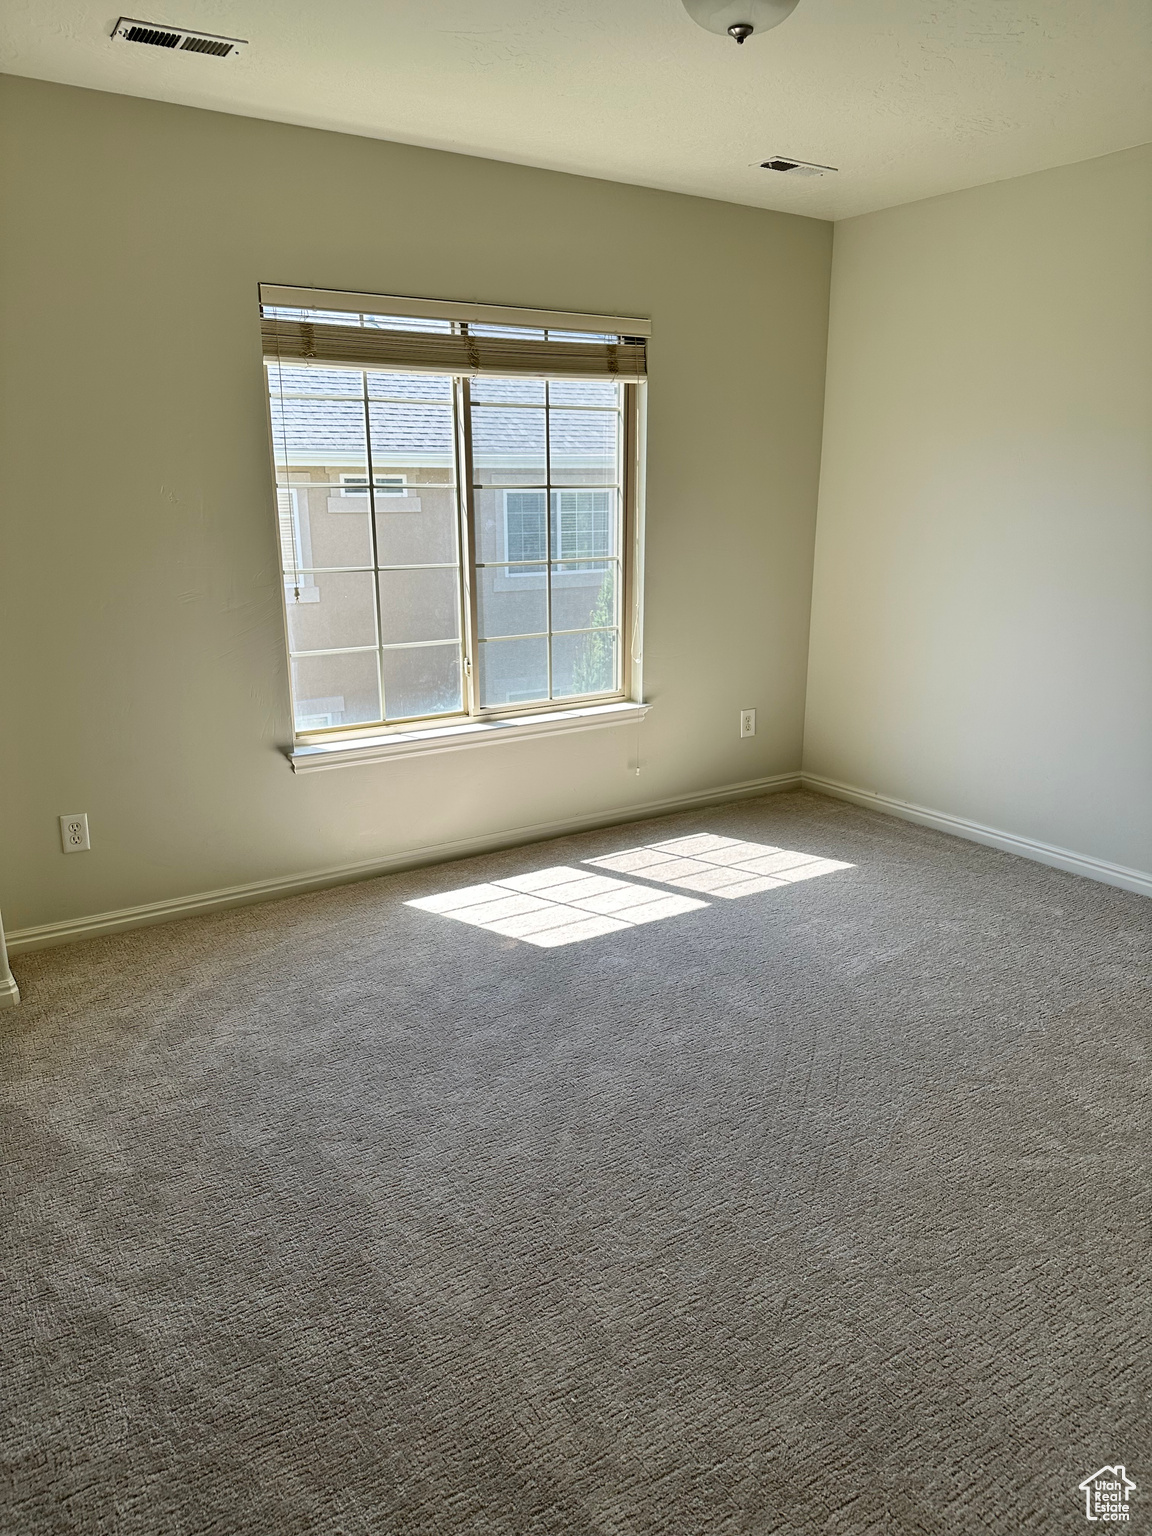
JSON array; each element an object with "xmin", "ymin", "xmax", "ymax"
[
  {"xmin": 6, "ymin": 770, "xmax": 802, "ymax": 955},
  {"xmin": 0, "ymin": 973, "xmax": 20, "ymax": 1008},
  {"xmin": 10, "ymin": 769, "xmax": 1147, "ymax": 961},
  {"xmin": 802, "ymin": 772, "xmax": 1152, "ymax": 901}
]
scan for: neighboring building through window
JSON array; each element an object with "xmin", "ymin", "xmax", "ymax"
[{"xmin": 261, "ymin": 288, "xmax": 647, "ymax": 735}]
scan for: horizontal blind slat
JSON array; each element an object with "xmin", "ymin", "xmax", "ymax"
[{"xmin": 261, "ymin": 318, "xmax": 647, "ymax": 381}]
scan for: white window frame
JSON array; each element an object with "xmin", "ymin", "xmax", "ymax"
[{"xmin": 261, "ymin": 286, "xmax": 649, "ymax": 770}]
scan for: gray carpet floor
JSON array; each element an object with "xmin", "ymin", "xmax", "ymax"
[{"xmin": 2, "ymin": 791, "xmax": 1149, "ymax": 1535}]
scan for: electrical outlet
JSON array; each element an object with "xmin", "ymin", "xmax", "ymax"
[
  {"xmin": 740, "ymin": 709, "xmax": 756, "ymax": 739},
  {"xmin": 59, "ymin": 813, "xmax": 90, "ymax": 853}
]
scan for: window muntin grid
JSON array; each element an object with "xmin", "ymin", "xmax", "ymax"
[
  {"xmin": 266, "ymin": 313, "xmax": 627, "ymax": 735},
  {"xmin": 469, "ymin": 377, "xmax": 623, "ymax": 711},
  {"xmin": 269, "ymin": 356, "xmax": 464, "ymax": 730}
]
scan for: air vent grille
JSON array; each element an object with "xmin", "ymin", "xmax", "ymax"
[
  {"xmin": 111, "ymin": 17, "xmax": 247, "ymax": 57},
  {"xmin": 180, "ymin": 34, "xmax": 233, "ymax": 55},
  {"xmin": 123, "ymin": 23, "xmax": 180, "ymax": 47},
  {"xmin": 760, "ymin": 157, "xmax": 837, "ymax": 178}
]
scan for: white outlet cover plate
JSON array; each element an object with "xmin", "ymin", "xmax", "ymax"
[
  {"xmin": 59, "ymin": 813, "xmax": 90, "ymax": 853},
  {"xmin": 740, "ymin": 709, "xmax": 757, "ymax": 738}
]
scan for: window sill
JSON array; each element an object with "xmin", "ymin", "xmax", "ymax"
[{"xmin": 287, "ymin": 700, "xmax": 650, "ymax": 774}]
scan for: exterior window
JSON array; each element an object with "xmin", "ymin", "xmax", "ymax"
[
  {"xmin": 504, "ymin": 489, "xmax": 612, "ymax": 564},
  {"xmin": 339, "ymin": 474, "xmax": 406, "ymax": 498},
  {"xmin": 504, "ymin": 491, "xmax": 547, "ymax": 565},
  {"xmin": 556, "ymin": 489, "xmax": 613, "ymax": 559},
  {"xmin": 277, "ymin": 489, "xmax": 319, "ymax": 602},
  {"xmin": 264, "ymin": 302, "xmax": 642, "ymax": 736}
]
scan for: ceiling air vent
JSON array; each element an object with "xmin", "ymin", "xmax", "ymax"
[
  {"xmin": 111, "ymin": 17, "xmax": 247, "ymax": 57},
  {"xmin": 760, "ymin": 157, "xmax": 837, "ymax": 178}
]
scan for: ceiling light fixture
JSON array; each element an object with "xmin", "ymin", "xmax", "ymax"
[{"xmin": 682, "ymin": 0, "xmax": 801, "ymax": 44}]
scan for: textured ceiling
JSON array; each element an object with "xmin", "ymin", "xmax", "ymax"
[{"xmin": 3, "ymin": 0, "xmax": 1150, "ymax": 219}]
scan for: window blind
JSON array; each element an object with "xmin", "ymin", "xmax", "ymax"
[{"xmin": 260, "ymin": 315, "xmax": 647, "ymax": 381}]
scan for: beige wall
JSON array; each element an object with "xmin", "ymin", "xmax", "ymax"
[
  {"xmin": 805, "ymin": 145, "xmax": 1152, "ymax": 877},
  {"xmin": 0, "ymin": 76, "xmax": 831, "ymax": 936}
]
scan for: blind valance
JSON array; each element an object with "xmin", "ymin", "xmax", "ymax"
[{"xmin": 260, "ymin": 316, "xmax": 647, "ymax": 382}]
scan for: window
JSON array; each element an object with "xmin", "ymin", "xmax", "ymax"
[
  {"xmin": 339, "ymin": 474, "xmax": 406, "ymax": 498},
  {"xmin": 277, "ymin": 488, "xmax": 318, "ymax": 602},
  {"xmin": 504, "ymin": 491, "xmax": 547, "ymax": 565},
  {"xmin": 262, "ymin": 286, "xmax": 647, "ymax": 737},
  {"xmin": 555, "ymin": 489, "xmax": 614, "ymax": 560},
  {"xmin": 504, "ymin": 489, "xmax": 613, "ymax": 566}
]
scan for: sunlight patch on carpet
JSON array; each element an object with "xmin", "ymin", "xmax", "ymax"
[
  {"xmin": 406, "ymin": 866, "xmax": 708, "ymax": 947},
  {"xmin": 585, "ymin": 834, "xmax": 854, "ymax": 898}
]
